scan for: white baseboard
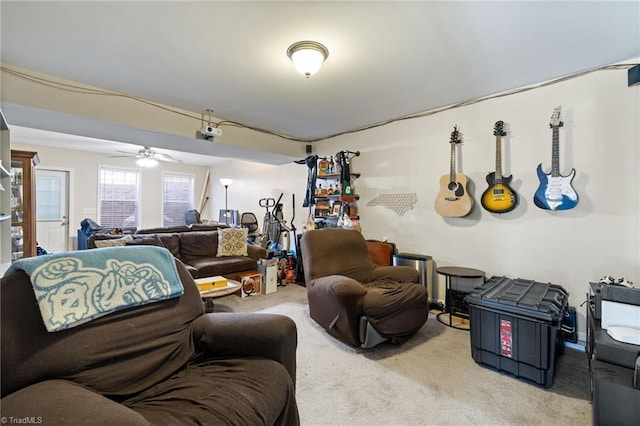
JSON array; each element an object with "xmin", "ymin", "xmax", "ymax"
[{"xmin": 564, "ymin": 341, "xmax": 586, "ymax": 352}]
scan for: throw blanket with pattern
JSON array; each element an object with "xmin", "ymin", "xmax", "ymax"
[{"xmin": 4, "ymin": 246, "xmax": 184, "ymax": 332}]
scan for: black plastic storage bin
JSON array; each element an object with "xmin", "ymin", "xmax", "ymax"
[{"xmin": 465, "ymin": 276, "xmax": 568, "ymax": 387}]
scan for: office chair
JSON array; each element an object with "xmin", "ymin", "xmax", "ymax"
[{"xmin": 240, "ymin": 212, "xmax": 260, "ymax": 243}]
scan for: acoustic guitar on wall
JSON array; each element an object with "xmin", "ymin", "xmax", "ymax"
[
  {"xmin": 533, "ymin": 106, "xmax": 578, "ymax": 211},
  {"xmin": 435, "ymin": 125, "xmax": 473, "ymax": 217},
  {"xmin": 481, "ymin": 120, "xmax": 518, "ymax": 213}
]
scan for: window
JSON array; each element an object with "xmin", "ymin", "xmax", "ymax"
[
  {"xmin": 36, "ymin": 174, "xmax": 62, "ymax": 220},
  {"xmin": 162, "ymin": 172, "xmax": 195, "ymax": 227},
  {"xmin": 98, "ymin": 167, "xmax": 140, "ymax": 228}
]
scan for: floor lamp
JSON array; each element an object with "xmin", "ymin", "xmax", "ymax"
[{"xmin": 220, "ymin": 178, "xmax": 233, "ymax": 225}]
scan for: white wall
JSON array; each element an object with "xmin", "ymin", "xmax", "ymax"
[
  {"xmin": 212, "ymin": 67, "xmax": 639, "ymax": 342},
  {"xmin": 6, "ymin": 142, "xmax": 212, "ymax": 242},
  {"xmin": 8, "ymin": 67, "xmax": 638, "ymax": 342},
  {"xmin": 205, "ymin": 160, "xmax": 308, "ymax": 237}
]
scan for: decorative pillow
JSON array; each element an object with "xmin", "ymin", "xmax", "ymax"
[
  {"xmin": 94, "ymin": 235, "xmax": 133, "ymax": 248},
  {"xmin": 217, "ymin": 227, "xmax": 248, "ymax": 257}
]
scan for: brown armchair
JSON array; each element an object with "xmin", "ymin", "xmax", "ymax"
[
  {"xmin": 300, "ymin": 228, "xmax": 428, "ymax": 348},
  {"xmin": 1, "ymin": 253, "xmax": 299, "ymax": 425}
]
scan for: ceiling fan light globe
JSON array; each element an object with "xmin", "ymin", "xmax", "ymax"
[{"xmin": 137, "ymin": 157, "xmax": 158, "ymax": 168}]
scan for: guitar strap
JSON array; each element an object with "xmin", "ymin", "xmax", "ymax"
[{"xmin": 294, "ymin": 155, "xmax": 318, "ymax": 207}]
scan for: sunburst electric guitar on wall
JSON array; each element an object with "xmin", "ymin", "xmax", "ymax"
[
  {"xmin": 435, "ymin": 126, "xmax": 473, "ymax": 217},
  {"xmin": 481, "ymin": 121, "xmax": 518, "ymax": 213},
  {"xmin": 533, "ymin": 106, "xmax": 578, "ymax": 211}
]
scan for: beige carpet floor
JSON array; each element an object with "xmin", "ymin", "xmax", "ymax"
[{"xmin": 215, "ymin": 284, "xmax": 591, "ymax": 426}]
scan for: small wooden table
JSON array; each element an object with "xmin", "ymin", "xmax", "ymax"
[
  {"xmin": 436, "ymin": 266, "xmax": 485, "ymax": 330},
  {"xmin": 199, "ymin": 279, "xmax": 240, "ymax": 313}
]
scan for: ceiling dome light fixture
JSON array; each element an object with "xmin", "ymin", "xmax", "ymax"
[{"xmin": 287, "ymin": 41, "xmax": 329, "ymax": 78}]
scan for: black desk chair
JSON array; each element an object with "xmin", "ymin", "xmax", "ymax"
[{"xmin": 240, "ymin": 212, "xmax": 260, "ymax": 243}]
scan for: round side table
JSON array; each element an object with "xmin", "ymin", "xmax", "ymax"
[{"xmin": 436, "ymin": 266, "xmax": 485, "ymax": 330}]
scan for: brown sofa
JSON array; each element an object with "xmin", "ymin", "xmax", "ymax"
[
  {"xmin": 88, "ymin": 226, "xmax": 267, "ymax": 280},
  {"xmin": 1, "ymin": 256, "xmax": 299, "ymax": 425},
  {"xmin": 300, "ymin": 228, "xmax": 428, "ymax": 348}
]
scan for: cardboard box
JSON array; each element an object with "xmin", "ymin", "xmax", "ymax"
[
  {"xmin": 194, "ymin": 276, "xmax": 227, "ymax": 292},
  {"xmin": 258, "ymin": 264, "xmax": 278, "ymax": 294},
  {"xmin": 237, "ymin": 272, "xmax": 261, "ymax": 298}
]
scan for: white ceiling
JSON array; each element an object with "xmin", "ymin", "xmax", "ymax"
[{"xmin": 1, "ymin": 1, "xmax": 639, "ymax": 162}]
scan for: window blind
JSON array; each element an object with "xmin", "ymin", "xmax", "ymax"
[
  {"xmin": 162, "ymin": 172, "xmax": 195, "ymax": 227},
  {"xmin": 98, "ymin": 167, "xmax": 140, "ymax": 228}
]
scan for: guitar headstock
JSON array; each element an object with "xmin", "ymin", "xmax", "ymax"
[
  {"xmin": 549, "ymin": 106, "xmax": 563, "ymax": 128},
  {"xmin": 450, "ymin": 125, "xmax": 462, "ymax": 144},
  {"xmin": 493, "ymin": 120, "xmax": 506, "ymax": 137}
]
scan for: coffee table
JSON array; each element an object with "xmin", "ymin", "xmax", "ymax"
[{"xmin": 199, "ymin": 279, "xmax": 240, "ymax": 313}]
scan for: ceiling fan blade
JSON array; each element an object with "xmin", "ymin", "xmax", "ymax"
[
  {"xmin": 110, "ymin": 149, "xmax": 140, "ymax": 156},
  {"xmin": 110, "ymin": 153, "xmax": 137, "ymax": 158},
  {"xmin": 109, "ymin": 146, "xmax": 181, "ymax": 163},
  {"xmin": 158, "ymin": 157, "xmax": 181, "ymax": 163},
  {"xmin": 155, "ymin": 153, "xmax": 181, "ymax": 163}
]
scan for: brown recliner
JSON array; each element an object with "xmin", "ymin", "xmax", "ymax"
[
  {"xmin": 1, "ymin": 256, "xmax": 299, "ymax": 425},
  {"xmin": 300, "ymin": 228, "xmax": 428, "ymax": 348}
]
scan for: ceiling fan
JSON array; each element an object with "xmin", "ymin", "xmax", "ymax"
[{"xmin": 111, "ymin": 146, "xmax": 181, "ymax": 167}]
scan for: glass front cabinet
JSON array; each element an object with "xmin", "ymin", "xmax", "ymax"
[{"xmin": 10, "ymin": 150, "xmax": 38, "ymax": 260}]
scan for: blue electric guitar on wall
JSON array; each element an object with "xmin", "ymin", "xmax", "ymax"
[{"xmin": 533, "ymin": 106, "xmax": 578, "ymax": 211}]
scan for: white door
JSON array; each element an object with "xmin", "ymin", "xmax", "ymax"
[{"xmin": 36, "ymin": 169, "xmax": 69, "ymax": 253}]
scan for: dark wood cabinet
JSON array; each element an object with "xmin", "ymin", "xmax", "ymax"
[{"xmin": 11, "ymin": 150, "xmax": 39, "ymax": 260}]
